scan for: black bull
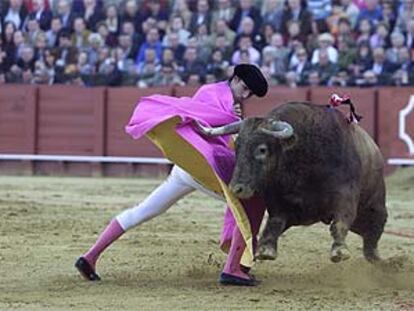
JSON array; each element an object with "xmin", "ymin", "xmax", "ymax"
[{"xmin": 197, "ymin": 102, "xmax": 388, "ymax": 263}]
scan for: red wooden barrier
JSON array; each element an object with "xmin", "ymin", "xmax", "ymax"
[
  {"xmin": 37, "ymin": 85, "xmax": 105, "ymax": 155},
  {"xmin": 1, "ymin": 84, "xmax": 413, "ymax": 176},
  {"xmin": 0, "ymin": 85, "xmax": 37, "ymax": 153},
  {"xmin": 106, "ymin": 86, "xmax": 173, "ymax": 157},
  {"xmin": 377, "ymin": 88, "xmax": 414, "ymax": 165}
]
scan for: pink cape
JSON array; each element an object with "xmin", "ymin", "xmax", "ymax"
[
  {"xmin": 125, "ymin": 81, "xmax": 265, "ymax": 264},
  {"xmin": 125, "ymin": 81, "xmax": 239, "ymax": 179}
]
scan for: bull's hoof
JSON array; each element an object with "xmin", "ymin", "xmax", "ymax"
[
  {"xmin": 364, "ymin": 249, "xmax": 381, "ymax": 263},
  {"xmin": 256, "ymin": 245, "xmax": 277, "ymax": 261},
  {"xmin": 330, "ymin": 246, "xmax": 351, "ymax": 263}
]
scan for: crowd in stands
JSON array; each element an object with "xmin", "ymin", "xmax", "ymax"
[{"xmin": 1, "ymin": 0, "xmax": 414, "ymax": 88}]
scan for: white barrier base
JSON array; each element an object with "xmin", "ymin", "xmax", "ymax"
[
  {"xmin": 387, "ymin": 158, "xmax": 414, "ymax": 165},
  {"xmin": 0, "ymin": 154, "xmax": 171, "ymax": 164}
]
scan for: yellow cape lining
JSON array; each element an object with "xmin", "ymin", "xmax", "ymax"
[{"xmin": 147, "ymin": 117, "xmax": 254, "ymax": 265}]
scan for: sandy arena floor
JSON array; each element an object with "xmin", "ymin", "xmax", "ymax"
[{"xmin": 0, "ymin": 168, "xmax": 413, "ymax": 311}]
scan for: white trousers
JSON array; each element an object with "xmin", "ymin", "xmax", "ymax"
[{"xmin": 116, "ymin": 165, "xmax": 224, "ymax": 231}]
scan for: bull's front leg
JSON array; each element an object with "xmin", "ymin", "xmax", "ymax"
[{"xmin": 256, "ymin": 215, "xmax": 286, "ymax": 260}]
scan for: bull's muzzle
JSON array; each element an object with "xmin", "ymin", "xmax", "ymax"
[{"xmin": 229, "ymin": 183, "xmax": 254, "ymax": 199}]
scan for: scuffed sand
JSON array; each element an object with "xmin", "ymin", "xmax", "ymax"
[{"xmin": 0, "ymin": 168, "xmax": 413, "ymax": 311}]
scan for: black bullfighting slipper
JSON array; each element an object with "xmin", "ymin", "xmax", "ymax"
[
  {"xmin": 219, "ymin": 272, "xmax": 260, "ymax": 286},
  {"xmin": 75, "ymin": 257, "xmax": 101, "ymax": 281},
  {"xmin": 240, "ymin": 265, "xmax": 251, "ymax": 274}
]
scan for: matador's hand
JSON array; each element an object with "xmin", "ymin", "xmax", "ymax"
[{"xmin": 233, "ymin": 103, "xmax": 243, "ymax": 118}]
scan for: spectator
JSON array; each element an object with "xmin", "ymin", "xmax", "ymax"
[
  {"xmin": 369, "ymin": 46, "xmax": 395, "ymax": 85},
  {"xmin": 103, "ymin": 4, "xmax": 120, "ymax": 35},
  {"xmin": 230, "ymin": 0, "xmax": 262, "ymax": 34},
  {"xmin": 136, "ymin": 47, "xmax": 160, "ymax": 75},
  {"xmin": 163, "ymin": 32, "xmax": 186, "ymax": 63},
  {"xmin": 33, "ymin": 31, "xmax": 48, "ymax": 61},
  {"xmin": 260, "ymin": 45, "xmax": 286, "ymax": 83},
  {"xmin": 386, "ymin": 32, "xmax": 406, "ymax": 63},
  {"xmin": 311, "ymin": 33, "xmax": 338, "ymax": 65},
  {"xmin": 12, "ymin": 30, "xmax": 27, "ymax": 63},
  {"xmin": 210, "ymin": 19, "xmax": 236, "ymax": 48},
  {"xmin": 370, "ymin": 21, "xmax": 390, "ymax": 49},
  {"xmin": 98, "ymin": 56, "xmax": 122, "ymax": 86},
  {"xmin": 56, "ymin": 0, "xmax": 75, "ymax": 31},
  {"xmin": 356, "ymin": 69, "xmax": 378, "ymax": 87},
  {"xmin": 405, "ymin": 18, "xmax": 414, "ymax": 49},
  {"xmin": 356, "ymin": 18, "xmax": 373, "ymax": 44},
  {"xmin": 79, "ymin": 0, "xmax": 105, "ymax": 31},
  {"xmin": 280, "ymin": 0, "xmax": 312, "ymax": 43},
  {"xmin": 350, "ymin": 40, "xmax": 373, "ymax": 77},
  {"xmin": 311, "ymin": 49, "xmax": 338, "ymax": 85},
  {"xmin": 381, "ymin": 1, "xmax": 397, "ymax": 32},
  {"xmin": 394, "ymin": 46, "xmax": 413, "ymax": 72},
  {"xmin": 26, "ymin": 0, "xmax": 52, "ymax": 31},
  {"xmin": 186, "ymin": 72, "xmax": 202, "ymax": 85},
  {"xmin": 206, "ymin": 48, "xmax": 229, "ymax": 80},
  {"xmin": 193, "ymin": 23, "xmax": 213, "ymax": 62},
  {"xmin": 336, "ymin": 17, "xmax": 354, "ymax": 45},
  {"xmin": 307, "ymin": 0, "xmax": 332, "ymax": 33},
  {"xmin": 233, "ymin": 16, "xmax": 265, "ymax": 51},
  {"xmin": 261, "ymin": 0, "xmax": 284, "ymax": 32},
  {"xmin": 120, "ymin": 20, "xmax": 143, "ymax": 51},
  {"xmin": 137, "ymin": 0, "xmax": 169, "ymax": 34},
  {"xmin": 188, "ymin": 0, "xmax": 212, "ymax": 34},
  {"xmin": 262, "ymin": 23, "xmax": 276, "ymax": 46},
  {"xmin": 289, "ymin": 47, "xmax": 312, "ymax": 85},
  {"xmin": 178, "ymin": 46, "xmax": 206, "ymax": 80},
  {"xmin": 2, "ymin": 22, "xmax": 18, "ymax": 70},
  {"xmin": 170, "ymin": 0, "xmax": 192, "ymax": 29},
  {"xmin": 231, "ymin": 35, "xmax": 260, "ymax": 65},
  {"xmin": 268, "ymin": 32, "xmax": 290, "ymax": 61},
  {"xmin": 43, "ymin": 47, "xmax": 56, "ymax": 77},
  {"xmin": 71, "ymin": 17, "xmax": 91, "ymax": 49},
  {"xmin": 32, "ymin": 59, "xmax": 53, "ymax": 84},
  {"xmin": 337, "ymin": 0, "xmax": 360, "ymax": 29},
  {"xmin": 46, "ymin": 16, "xmax": 62, "ymax": 47},
  {"xmin": 160, "ymin": 47, "xmax": 178, "ymax": 69},
  {"xmin": 328, "ymin": 70, "xmax": 351, "ymax": 87},
  {"xmin": 307, "ymin": 70, "xmax": 321, "ymax": 87},
  {"xmin": 285, "ymin": 70, "xmax": 298, "ymax": 87},
  {"xmin": 25, "ymin": 16, "xmax": 42, "ymax": 45},
  {"xmin": 2, "ymin": 0, "xmax": 28, "ymax": 30},
  {"xmin": 135, "ymin": 27, "xmax": 163, "ymax": 66},
  {"xmin": 396, "ymin": 0, "xmax": 414, "ymax": 33},
  {"xmin": 152, "ymin": 63, "xmax": 184, "ymax": 86},
  {"xmin": 120, "ymin": 0, "xmax": 139, "ymax": 32},
  {"xmin": 96, "ymin": 21, "xmax": 116, "ymax": 47},
  {"xmin": 337, "ymin": 36, "xmax": 356, "ymax": 72},
  {"xmin": 212, "ymin": 34, "xmax": 233, "ymax": 61},
  {"xmin": 54, "ymin": 30, "xmax": 78, "ymax": 77},
  {"xmin": 0, "ymin": 46, "xmax": 9, "ymax": 74},
  {"xmin": 391, "ymin": 68, "xmax": 411, "ymax": 86},
  {"xmin": 356, "ymin": 0, "xmax": 382, "ymax": 28},
  {"xmin": 285, "ymin": 19, "xmax": 308, "ymax": 48},
  {"xmin": 16, "ymin": 43, "xmax": 36, "ymax": 72},
  {"xmin": 211, "ymin": 0, "xmax": 235, "ymax": 28},
  {"xmin": 163, "ymin": 15, "xmax": 191, "ymax": 46}
]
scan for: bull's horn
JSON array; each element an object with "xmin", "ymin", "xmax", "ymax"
[
  {"xmin": 194, "ymin": 120, "xmax": 244, "ymax": 136},
  {"xmin": 260, "ymin": 121, "xmax": 294, "ymax": 139}
]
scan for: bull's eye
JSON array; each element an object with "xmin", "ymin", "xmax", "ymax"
[{"xmin": 254, "ymin": 143, "xmax": 268, "ymax": 161}]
